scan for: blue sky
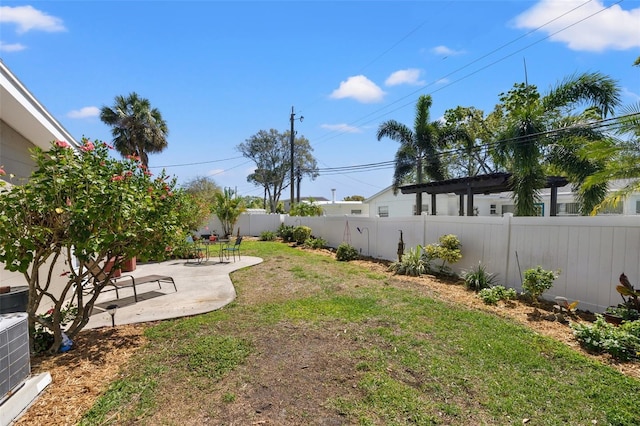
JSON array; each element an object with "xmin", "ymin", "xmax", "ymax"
[{"xmin": 1, "ymin": 1, "xmax": 639, "ymax": 200}]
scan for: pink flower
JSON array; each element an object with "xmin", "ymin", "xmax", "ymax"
[
  {"xmin": 111, "ymin": 175, "xmax": 124, "ymax": 182},
  {"xmin": 144, "ymin": 170, "xmax": 153, "ymax": 177},
  {"xmin": 80, "ymin": 141, "xmax": 95, "ymax": 152},
  {"xmin": 0, "ymin": 167, "xmax": 5, "ymax": 176},
  {"xmin": 126, "ymin": 154, "xmax": 141, "ymax": 162},
  {"xmin": 55, "ymin": 140, "xmax": 70, "ymax": 148},
  {"xmin": 125, "ymin": 170, "xmax": 133, "ymax": 177},
  {"xmin": 160, "ymin": 194, "xmax": 166, "ymax": 200},
  {"xmin": 66, "ymin": 197, "xmax": 72, "ymax": 206}
]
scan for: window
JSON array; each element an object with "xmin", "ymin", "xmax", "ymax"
[
  {"xmin": 351, "ymin": 209, "xmax": 362, "ymax": 215},
  {"xmin": 636, "ymin": 200, "xmax": 640, "ymax": 214},
  {"xmin": 490, "ymin": 204, "xmax": 497, "ymax": 215},
  {"xmin": 501, "ymin": 205, "xmax": 515, "ymax": 215},
  {"xmin": 412, "ymin": 204, "xmax": 429, "ymax": 215},
  {"xmin": 378, "ymin": 206, "xmax": 389, "ymax": 218},
  {"xmin": 558, "ymin": 202, "xmax": 579, "ymax": 215}
]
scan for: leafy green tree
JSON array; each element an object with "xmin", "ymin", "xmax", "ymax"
[
  {"xmin": 213, "ymin": 188, "xmax": 246, "ymax": 237},
  {"xmin": 289, "ymin": 198, "xmax": 324, "ymax": 216},
  {"xmin": 442, "ymin": 106, "xmax": 498, "ymax": 177},
  {"xmin": 238, "ymin": 129, "xmax": 318, "ymax": 213},
  {"xmin": 377, "ymin": 95, "xmax": 471, "ymax": 215},
  {"xmin": 100, "ymin": 92, "xmax": 169, "ymax": 167},
  {"xmin": 343, "ymin": 195, "xmax": 365, "ymax": 201},
  {"xmin": 494, "ymin": 72, "xmax": 620, "ymax": 216},
  {"xmin": 0, "ymin": 139, "xmax": 187, "ymax": 353},
  {"xmin": 181, "ymin": 176, "xmax": 220, "ymax": 230},
  {"xmin": 242, "ymin": 195, "xmax": 265, "ymax": 209},
  {"xmin": 290, "ymin": 133, "xmax": 319, "ymax": 202}
]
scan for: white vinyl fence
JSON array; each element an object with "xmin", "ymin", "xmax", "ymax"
[
  {"xmin": 201, "ymin": 212, "xmax": 640, "ymax": 313},
  {"xmin": 6, "ymin": 209, "xmax": 634, "ymax": 315}
]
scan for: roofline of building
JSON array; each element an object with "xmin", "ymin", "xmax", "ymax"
[{"xmin": 0, "ymin": 60, "xmax": 79, "ymax": 149}]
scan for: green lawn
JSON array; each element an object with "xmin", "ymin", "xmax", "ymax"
[{"xmin": 80, "ymin": 241, "xmax": 640, "ymax": 425}]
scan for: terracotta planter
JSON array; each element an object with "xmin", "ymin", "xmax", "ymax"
[
  {"xmin": 603, "ymin": 312, "xmax": 623, "ymax": 326},
  {"xmin": 104, "ymin": 257, "xmax": 122, "ymax": 278},
  {"xmin": 122, "ymin": 257, "xmax": 137, "ymax": 272}
]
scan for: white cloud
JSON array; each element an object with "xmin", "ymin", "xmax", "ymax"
[
  {"xmin": 514, "ymin": 0, "xmax": 640, "ymax": 52},
  {"xmin": 330, "ymin": 75, "xmax": 385, "ymax": 103},
  {"xmin": 67, "ymin": 106, "xmax": 100, "ymax": 119},
  {"xmin": 431, "ymin": 45, "xmax": 465, "ymax": 57},
  {"xmin": 320, "ymin": 123, "xmax": 362, "ymax": 134},
  {"xmin": 385, "ymin": 68, "xmax": 425, "ymax": 86},
  {"xmin": 0, "ymin": 5, "xmax": 66, "ymax": 34},
  {"xmin": 0, "ymin": 41, "xmax": 26, "ymax": 52}
]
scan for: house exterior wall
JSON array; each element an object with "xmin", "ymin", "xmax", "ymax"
[
  {"xmin": 319, "ymin": 201, "xmax": 369, "ymax": 216},
  {"xmin": 366, "ymin": 182, "xmax": 640, "ymax": 218},
  {"xmin": 0, "ymin": 119, "xmax": 37, "ymax": 183}
]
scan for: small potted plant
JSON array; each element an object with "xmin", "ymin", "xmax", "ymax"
[
  {"xmin": 604, "ymin": 305, "xmax": 640, "ymax": 325},
  {"xmin": 604, "ymin": 273, "xmax": 640, "ymax": 325}
]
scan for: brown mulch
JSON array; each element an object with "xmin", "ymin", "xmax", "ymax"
[{"xmin": 14, "ymin": 250, "xmax": 640, "ymax": 426}]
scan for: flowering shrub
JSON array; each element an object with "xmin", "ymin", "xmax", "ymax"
[{"xmin": 0, "ymin": 138, "xmax": 195, "ymax": 353}]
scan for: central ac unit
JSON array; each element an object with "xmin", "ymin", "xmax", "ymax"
[{"xmin": 0, "ymin": 312, "xmax": 31, "ymax": 403}]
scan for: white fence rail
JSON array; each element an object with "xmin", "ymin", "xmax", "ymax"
[
  {"xmin": 7, "ymin": 210, "xmax": 635, "ymax": 314},
  {"xmin": 200, "ymin": 212, "xmax": 640, "ymax": 313}
]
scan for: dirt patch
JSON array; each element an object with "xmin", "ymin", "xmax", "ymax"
[{"xmin": 15, "ymin": 250, "xmax": 639, "ymax": 425}]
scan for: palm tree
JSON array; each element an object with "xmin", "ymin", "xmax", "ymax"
[
  {"xmin": 494, "ymin": 72, "xmax": 620, "ymax": 216},
  {"xmin": 377, "ymin": 95, "xmax": 470, "ymax": 215},
  {"xmin": 100, "ymin": 92, "xmax": 169, "ymax": 167},
  {"xmin": 582, "ymin": 102, "xmax": 640, "ymax": 213}
]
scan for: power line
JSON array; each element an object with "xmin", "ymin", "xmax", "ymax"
[
  {"xmin": 151, "ymin": 155, "xmax": 245, "ymax": 169},
  {"xmin": 309, "ymin": 0, "xmax": 618, "ymax": 148}
]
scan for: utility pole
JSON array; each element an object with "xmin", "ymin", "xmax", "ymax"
[{"xmin": 289, "ymin": 106, "xmax": 303, "ymax": 211}]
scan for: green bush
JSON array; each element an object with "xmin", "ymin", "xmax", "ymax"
[
  {"xmin": 336, "ymin": 242, "xmax": 359, "ymax": 262},
  {"xmin": 303, "ymin": 236, "xmax": 326, "ymax": 249},
  {"xmin": 292, "ymin": 226, "xmax": 312, "ymax": 245},
  {"xmin": 478, "ymin": 285, "xmax": 517, "ymax": 305},
  {"xmin": 572, "ymin": 315, "xmax": 640, "ymax": 361},
  {"xmin": 463, "ymin": 262, "xmax": 498, "ymax": 292},
  {"xmin": 388, "ymin": 246, "xmax": 426, "ymax": 277},
  {"xmin": 277, "ymin": 224, "xmax": 295, "ymax": 242},
  {"xmin": 259, "ymin": 230, "xmax": 276, "ymax": 241},
  {"xmin": 423, "ymin": 234, "xmax": 462, "ymax": 275},
  {"xmin": 522, "ymin": 266, "xmax": 559, "ymax": 305}
]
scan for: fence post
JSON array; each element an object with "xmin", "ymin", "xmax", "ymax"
[{"xmin": 502, "ymin": 213, "xmax": 513, "ymax": 287}]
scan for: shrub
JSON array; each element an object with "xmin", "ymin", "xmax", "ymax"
[
  {"xmin": 388, "ymin": 246, "xmax": 426, "ymax": 277},
  {"xmin": 259, "ymin": 230, "xmax": 276, "ymax": 241},
  {"xmin": 277, "ymin": 224, "xmax": 295, "ymax": 242},
  {"xmin": 572, "ymin": 315, "xmax": 640, "ymax": 361},
  {"xmin": 303, "ymin": 236, "xmax": 326, "ymax": 249},
  {"xmin": 478, "ymin": 285, "xmax": 517, "ymax": 305},
  {"xmin": 522, "ymin": 266, "xmax": 559, "ymax": 306},
  {"xmin": 336, "ymin": 243, "xmax": 359, "ymax": 262},
  {"xmin": 423, "ymin": 234, "xmax": 462, "ymax": 275},
  {"xmin": 292, "ymin": 226, "xmax": 312, "ymax": 245},
  {"xmin": 463, "ymin": 262, "xmax": 498, "ymax": 292}
]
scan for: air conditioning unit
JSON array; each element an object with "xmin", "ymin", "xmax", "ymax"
[{"xmin": 0, "ymin": 313, "xmax": 31, "ymax": 403}]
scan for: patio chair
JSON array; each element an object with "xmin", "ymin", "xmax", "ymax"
[
  {"xmin": 70, "ymin": 256, "xmax": 138, "ymax": 301},
  {"xmin": 222, "ymin": 236, "xmax": 243, "ymax": 261}
]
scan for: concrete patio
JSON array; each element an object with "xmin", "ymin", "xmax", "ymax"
[{"xmin": 86, "ymin": 255, "xmax": 263, "ymax": 329}]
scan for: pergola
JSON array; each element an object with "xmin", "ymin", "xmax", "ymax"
[{"xmin": 400, "ymin": 172, "xmax": 569, "ymax": 216}]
